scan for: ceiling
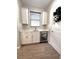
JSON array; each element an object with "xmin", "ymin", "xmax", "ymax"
[{"xmin": 21, "ymin": 0, "xmax": 53, "ymax": 10}]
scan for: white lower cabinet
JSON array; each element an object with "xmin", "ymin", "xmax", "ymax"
[
  {"xmin": 32, "ymin": 31, "xmax": 40, "ymax": 43},
  {"xmin": 21, "ymin": 31, "xmax": 40, "ymax": 44},
  {"xmin": 21, "ymin": 31, "xmax": 32, "ymax": 44}
]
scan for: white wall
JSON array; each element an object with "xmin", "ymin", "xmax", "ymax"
[
  {"xmin": 48, "ymin": 22, "xmax": 61, "ymax": 54},
  {"xmin": 47, "ymin": 0, "xmax": 61, "ymax": 54}
]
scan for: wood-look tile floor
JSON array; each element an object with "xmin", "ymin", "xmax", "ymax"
[{"xmin": 17, "ymin": 43, "xmax": 60, "ymax": 59}]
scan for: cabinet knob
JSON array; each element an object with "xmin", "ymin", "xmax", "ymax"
[{"xmin": 26, "ymin": 36, "xmax": 28, "ymax": 38}]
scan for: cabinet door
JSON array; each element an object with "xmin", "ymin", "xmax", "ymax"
[
  {"xmin": 32, "ymin": 31, "xmax": 40, "ymax": 43},
  {"xmin": 42, "ymin": 11, "xmax": 48, "ymax": 25},
  {"xmin": 21, "ymin": 8, "xmax": 28, "ymax": 24},
  {"xmin": 21, "ymin": 32, "xmax": 32, "ymax": 44}
]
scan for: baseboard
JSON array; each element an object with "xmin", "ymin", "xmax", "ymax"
[
  {"xmin": 48, "ymin": 41, "xmax": 61, "ymax": 54},
  {"xmin": 21, "ymin": 42, "xmax": 40, "ymax": 46}
]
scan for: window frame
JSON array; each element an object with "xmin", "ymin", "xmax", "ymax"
[{"xmin": 30, "ymin": 11, "xmax": 41, "ymax": 27}]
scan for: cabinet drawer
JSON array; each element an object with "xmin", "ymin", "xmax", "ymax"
[
  {"xmin": 21, "ymin": 36, "xmax": 32, "ymax": 44},
  {"xmin": 21, "ymin": 32, "xmax": 32, "ymax": 44}
]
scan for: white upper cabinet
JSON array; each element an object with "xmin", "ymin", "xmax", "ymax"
[
  {"xmin": 42, "ymin": 11, "xmax": 48, "ymax": 25},
  {"xmin": 21, "ymin": 8, "xmax": 28, "ymax": 24}
]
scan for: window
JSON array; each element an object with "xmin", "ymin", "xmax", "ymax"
[{"xmin": 30, "ymin": 11, "xmax": 41, "ymax": 26}]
